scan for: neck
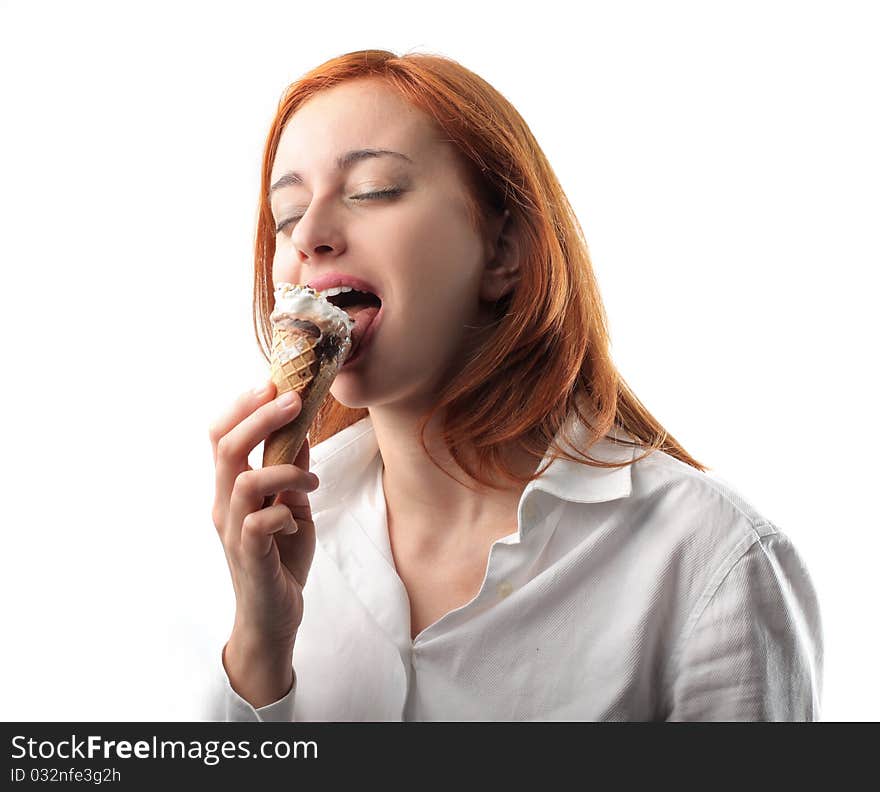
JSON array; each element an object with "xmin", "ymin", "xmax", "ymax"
[{"xmin": 370, "ymin": 402, "xmax": 538, "ymax": 558}]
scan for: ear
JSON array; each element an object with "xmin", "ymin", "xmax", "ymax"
[{"xmin": 479, "ymin": 209, "xmax": 521, "ymax": 303}]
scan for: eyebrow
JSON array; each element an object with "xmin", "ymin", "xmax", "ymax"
[{"xmin": 269, "ymin": 149, "xmax": 414, "ymax": 196}]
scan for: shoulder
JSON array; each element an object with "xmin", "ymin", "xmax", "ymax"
[
  {"xmin": 599, "ymin": 447, "xmax": 823, "ymax": 718},
  {"xmin": 631, "ymin": 445, "xmax": 771, "ymax": 530},
  {"xmin": 569, "ymin": 444, "xmax": 808, "ymax": 631},
  {"xmin": 623, "ymin": 445, "xmax": 778, "ymax": 560},
  {"xmin": 621, "ymin": 446, "xmax": 821, "ymax": 647}
]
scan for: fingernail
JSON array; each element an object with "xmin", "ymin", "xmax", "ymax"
[
  {"xmin": 278, "ymin": 391, "xmax": 297, "ymax": 407},
  {"xmin": 252, "ymin": 380, "xmax": 271, "ymax": 396}
]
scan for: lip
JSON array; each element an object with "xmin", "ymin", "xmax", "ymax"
[
  {"xmin": 306, "ymin": 271, "xmax": 382, "ymax": 301},
  {"xmin": 342, "ymin": 305, "xmax": 383, "ymax": 369}
]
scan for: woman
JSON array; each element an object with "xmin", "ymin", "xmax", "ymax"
[{"xmin": 206, "ymin": 50, "xmax": 822, "ymax": 721}]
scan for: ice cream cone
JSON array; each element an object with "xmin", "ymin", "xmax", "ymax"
[
  {"xmin": 263, "ymin": 323, "xmax": 344, "ymax": 468},
  {"xmin": 261, "ymin": 284, "xmax": 354, "ymax": 485}
]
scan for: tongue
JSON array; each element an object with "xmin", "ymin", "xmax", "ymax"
[{"xmin": 347, "ymin": 304, "xmax": 380, "ymax": 358}]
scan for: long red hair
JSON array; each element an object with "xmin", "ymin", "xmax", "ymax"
[{"xmin": 252, "ymin": 49, "xmax": 708, "ymax": 492}]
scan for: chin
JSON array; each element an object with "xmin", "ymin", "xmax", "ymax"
[{"xmin": 329, "ymin": 380, "xmax": 374, "ymax": 410}]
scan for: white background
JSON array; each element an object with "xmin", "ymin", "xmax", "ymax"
[{"xmin": 1, "ymin": 0, "xmax": 876, "ymax": 721}]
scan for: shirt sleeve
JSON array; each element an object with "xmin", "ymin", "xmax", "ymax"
[
  {"xmin": 208, "ymin": 643, "xmax": 298, "ymax": 722},
  {"xmin": 666, "ymin": 529, "xmax": 824, "ymax": 721}
]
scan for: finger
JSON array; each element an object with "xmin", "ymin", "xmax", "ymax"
[
  {"xmin": 208, "ymin": 380, "xmax": 278, "ymax": 466},
  {"xmin": 239, "ymin": 504, "xmax": 298, "ymax": 562},
  {"xmin": 262, "ymin": 435, "xmax": 313, "ymax": 510},
  {"xmin": 214, "ymin": 389, "xmax": 304, "ymax": 508},
  {"xmin": 228, "ymin": 464, "xmax": 319, "ymax": 548}
]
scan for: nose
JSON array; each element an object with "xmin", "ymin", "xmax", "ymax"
[
  {"xmin": 272, "ymin": 202, "xmax": 348, "ymax": 287},
  {"xmin": 289, "ymin": 197, "xmax": 347, "ymax": 261}
]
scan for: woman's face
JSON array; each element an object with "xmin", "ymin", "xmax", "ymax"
[{"xmin": 269, "ymin": 78, "xmax": 508, "ymax": 412}]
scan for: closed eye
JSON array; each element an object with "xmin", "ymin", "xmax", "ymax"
[{"xmin": 274, "ymin": 187, "xmax": 403, "ymax": 235}]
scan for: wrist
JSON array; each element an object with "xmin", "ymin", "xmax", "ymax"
[
  {"xmin": 223, "ymin": 634, "xmax": 296, "ymax": 709},
  {"xmin": 227, "ymin": 625, "xmax": 296, "ymax": 664}
]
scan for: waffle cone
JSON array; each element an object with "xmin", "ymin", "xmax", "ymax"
[{"xmin": 262, "ymin": 322, "xmax": 348, "ymax": 471}]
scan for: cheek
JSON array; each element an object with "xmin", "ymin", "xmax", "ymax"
[
  {"xmin": 271, "ymin": 247, "xmax": 300, "ymax": 287},
  {"xmin": 385, "ymin": 279, "xmax": 480, "ymax": 370},
  {"xmin": 389, "ymin": 202, "xmax": 484, "ymax": 298}
]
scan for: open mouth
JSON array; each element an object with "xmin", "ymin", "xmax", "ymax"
[
  {"xmin": 323, "ymin": 289, "xmax": 383, "ymax": 361},
  {"xmin": 324, "ymin": 288, "xmax": 382, "ymax": 317}
]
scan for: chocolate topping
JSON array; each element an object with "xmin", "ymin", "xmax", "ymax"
[
  {"xmin": 289, "ymin": 319, "xmax": 321, "ymax": 338},
  {"xmin": 314, "ymin": 331, "xmax": 345, "ymax": 363}
]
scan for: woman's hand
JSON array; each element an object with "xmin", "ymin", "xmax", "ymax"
[{"xmin": 209, "ymin": 381, "xmax": 319, "ymax": 654}]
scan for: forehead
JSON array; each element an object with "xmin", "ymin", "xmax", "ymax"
[{"xmin": 270, "ymin": 79, "xmax": 444, "ymax": 181}]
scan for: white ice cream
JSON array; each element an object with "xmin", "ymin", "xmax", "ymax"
[
  {"xmin": 270, "ymin": 283, "xmax": 354, "ymax": 363},
  {"xmin": 270, "ymin": 283, "xmax": 355, "ymax": 337}
]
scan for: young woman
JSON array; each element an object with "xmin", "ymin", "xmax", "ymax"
[{"xmin": 206, "ymin": 50, "xmax": 822, "ymax": 721}]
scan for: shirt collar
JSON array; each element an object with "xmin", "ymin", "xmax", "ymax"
[
  {"xmin": 526, "ymin": 402, "xmax": 637, "ymax": 505},
  {"xmin": 308, "ymin": 402, "xmax": 637, "ymax": 515}
]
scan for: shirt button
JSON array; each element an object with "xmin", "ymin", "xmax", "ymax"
[{"xmin": 497, "ymin": 580, "xmax": 514, "ymax": 599}]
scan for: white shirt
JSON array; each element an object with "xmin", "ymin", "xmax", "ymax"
[{"xmin": 205, "ymin": 408, "xmax": 823, "ymax": 721}]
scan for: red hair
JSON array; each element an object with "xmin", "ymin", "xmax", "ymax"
[{"xmin": 252, "ymin": 49, "xmax": 707, "ymax": 492}]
